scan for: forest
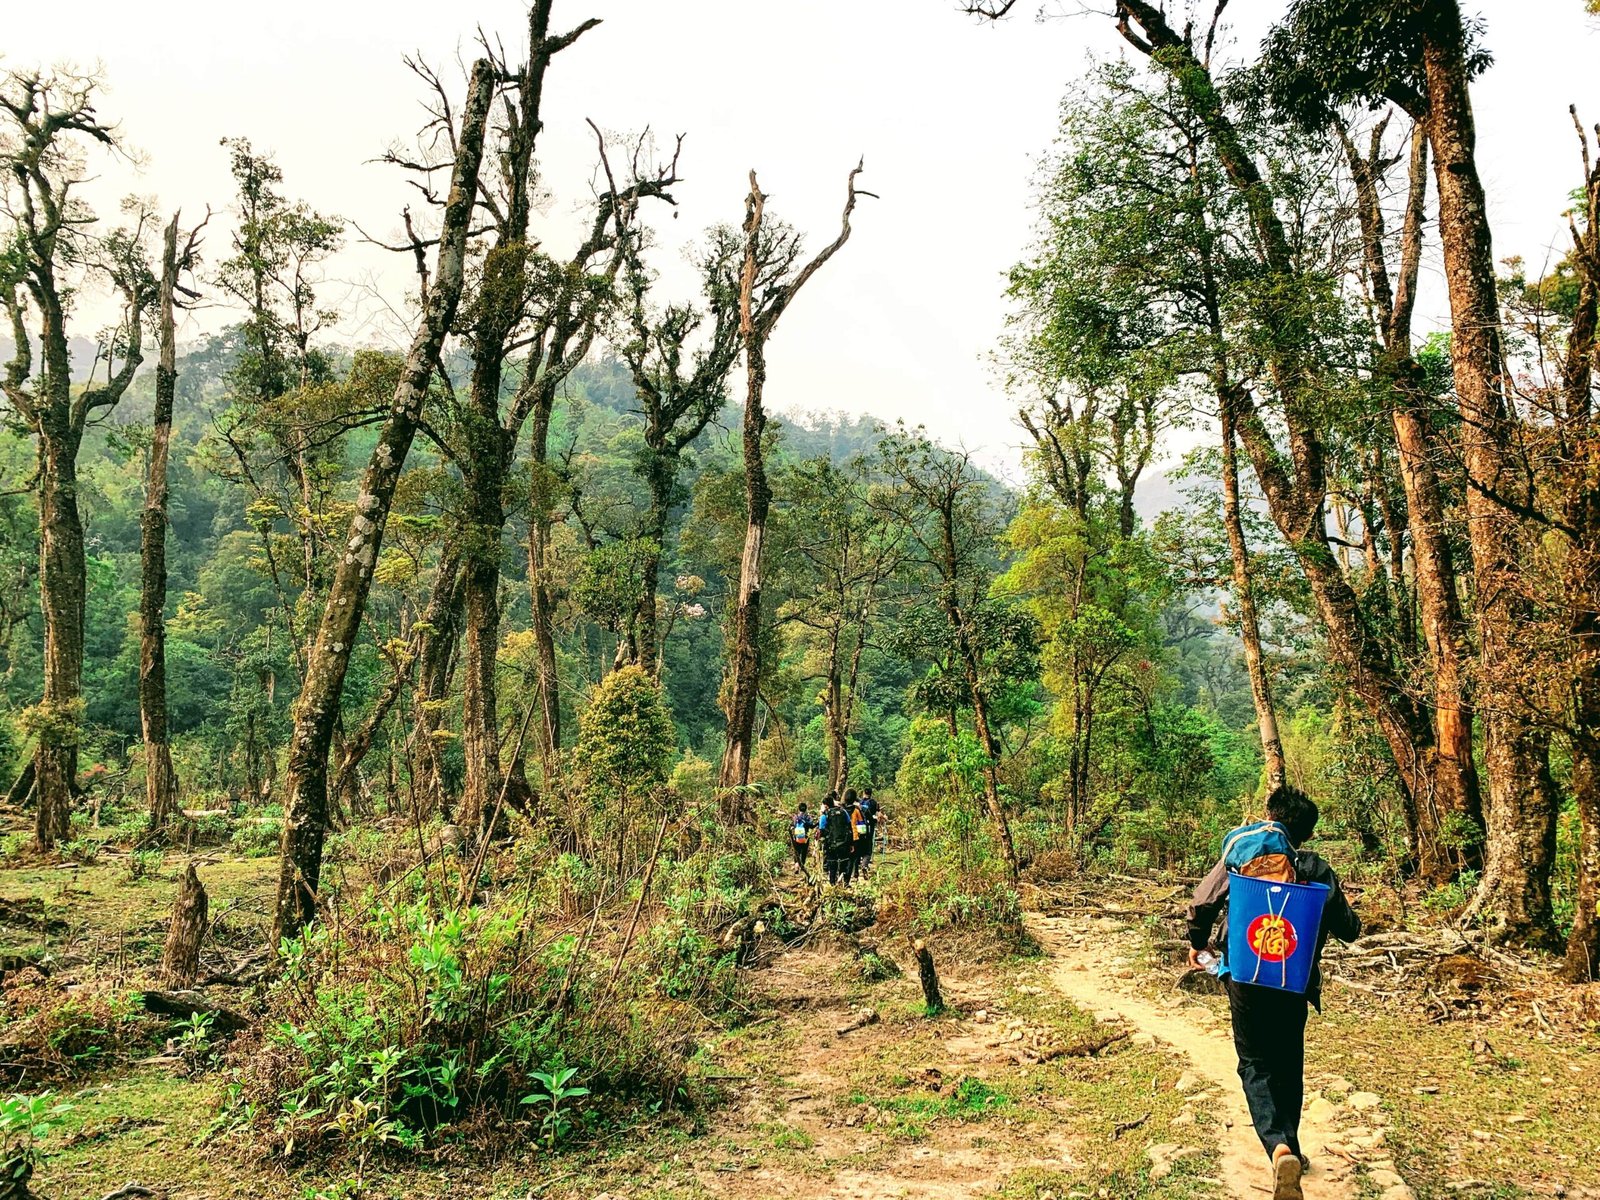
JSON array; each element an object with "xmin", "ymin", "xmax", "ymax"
[{"xmin": 2, "ymin": 2, "xmax": 1599, "ymax": 1199}]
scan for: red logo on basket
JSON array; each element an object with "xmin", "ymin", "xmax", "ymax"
[{"xmin": 1245, "ymin": 913, "xmax": 1299, "ymax": 963}]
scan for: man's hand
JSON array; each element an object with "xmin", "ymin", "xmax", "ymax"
[{"xmin": 1187, "ymin": 948, "xmax": 1204, "ymax": 969}]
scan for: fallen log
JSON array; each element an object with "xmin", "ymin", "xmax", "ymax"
[
  {"xmin": 1029, "ymin": 1027, "xmax": 1130, "ymax": 1063},
  {"xmin": 835, "ymin": 1008, "xmax": 879, "ymax": 1036},
  {"xmin": 138, "ymin": 989, "xmax": 247, "ymax": 1033}
]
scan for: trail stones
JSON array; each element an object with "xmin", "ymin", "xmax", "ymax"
[
  {"xmin": 1173, "ymin": 1070, "xmax": 1200, "ymax": 1093},
  {"xmin": 1348, "ymin": 1090, "xmax": 1382, "ymax": 1111},
  {"xmin": 1306, "ymin": 1096, "xmax": 1337, "ymax": 1123},
  {"xmin": 1145, "ymin": 1143, "xmax": 1199, "ymax": 1181}
]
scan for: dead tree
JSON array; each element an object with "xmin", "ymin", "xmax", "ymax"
[
  {"xmin": 143, "ymin": 211, "xmax": 207, "ymax": 833},
  {"xmin": 719, "ymin": 162, "xmax": 872, "ymax": 795},
  {"xmin": 271, "ymin": 59, "xmax": 497, "ymax": 945}
]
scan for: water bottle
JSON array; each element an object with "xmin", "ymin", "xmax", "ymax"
[{"xmin": 1196, "ymin": 950, "xmax": 1222, "ymax": 976}]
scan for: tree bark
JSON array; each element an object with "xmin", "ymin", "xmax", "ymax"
[
  {"xmin": 1218, "ymin": 393, "xmax": 1285, "ymax": 791},
  {"xmin": 720, "ymin": 164, "xmax": 866, "ymax": 792},
  {"xmin": 35, "ymin": 422, "xmax": 86, "ymax": 849},
  {"xmin": 272, "ymin": 58, "xmax": 495, "ymax": 945},
  {"xmin": 1418, "ymin": 3, "xmax": 1558, "ymax": 944},
  {"xmin": 528, "ymin": 403, "xmax": 563, "ymax": 778},
  {"xmin": 142, "ymin": 214, "xmax": 182, "ymax": 832},
  {"xmin": 410, "ymin": 549, "xmax": 464, "ymax": 819},
  {"xmin": 1342, "ymin": 117, "xmax": 1483, "ymax": 879},
  {"xmin": 910, "ymin": 937, "xmax": 944, "ymax": 1015},
  {"xmin": 1559, "ymin": 120, "xmax": 1600, "ymax": 981},
  {"xmin": 161, "ymin": 862, "xmax": 209, "ymax": 988},
  {"xmin": 459, "ymin": 436, "xmax": 509, "ymax": 833},
  {"xmin": 720, "ymin": 333, "xmax": 770, "ymax": 795}
]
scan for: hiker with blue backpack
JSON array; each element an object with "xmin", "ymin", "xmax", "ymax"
[
  {"xmin": 790, "ymin": 802, "xmax": 816, "ymax": 874},
  {"xmin": 1186, "ymin": 785, "xmax": 1361, "ymax": 1200}
]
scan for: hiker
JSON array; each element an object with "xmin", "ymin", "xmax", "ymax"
[
  {"xmin": 1186, "ymin": 784, "xmax": 1361, "ymax": 1200},
  {"xmin": 822, "ymin": 791, "xmax": 853, "ymax": 886},
  {"xmin": 842, "ymin": 788, "xmax": 868, "ymax": 884},
  {"xmin": 870, "ymin": 789, "xmax": 887, "ymax": 854},
  {"xmin": 855, "ymin": 787, "xmax": 879, "ymax": 876},
  {"xmin": 789, "ymin": 802, "xmax": 815, "ymax": 874}
]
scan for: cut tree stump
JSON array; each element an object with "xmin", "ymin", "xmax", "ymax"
[
  {"xmin": 910, "ymin": 937, "xmax": 944, "ymax": 1015},
  {"xmin": 161, "ymin": 862, "xmax": 208, "ymax": 988}
]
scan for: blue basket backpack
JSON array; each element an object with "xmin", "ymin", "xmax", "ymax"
[{"xmin": 1220, "ymin": 821, "xmax": 1330, "ymax": 994}]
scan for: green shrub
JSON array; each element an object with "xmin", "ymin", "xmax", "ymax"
[
  {"xmin": 226, "ymin": 895, "xmax": 704, "ymax": 1160},
  {"xmin": 1, "ymin": 1091, "xmax": 73, "ymax": 1195}
]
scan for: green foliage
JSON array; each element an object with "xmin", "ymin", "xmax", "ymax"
[
  {"xmin": 573, "ymin": 666, "xmax": 677, "ymax": 800},
  {"xmin": 1, "ymin": 1091, "xmax": 73, "ymax": 1192},
  {"xmin": 519, "ymin": 1065, "xmax": 591, "ymax": 1150},
  {"xmin": 231, "ymin": 894, "xmax": 701, "ymax": 1158}
]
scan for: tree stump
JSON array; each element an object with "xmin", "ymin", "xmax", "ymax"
[
  {"xmin": 911, "ymin": 937, "xmax": 944, "ymax": 1015},
  {"xmin": 161, "ymin": 862, "xmax": 208, "ymax": 987}
]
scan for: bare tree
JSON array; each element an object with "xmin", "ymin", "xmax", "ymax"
[
  {"xmin": 143, "ymin": 210, "xmax": 208, "ymax": 832},
  {"xmin": 719, "ymin": 162, "xmax": 872, "ymax": 795}
]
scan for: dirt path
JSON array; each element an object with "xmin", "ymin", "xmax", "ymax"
[{"xmin": 1028, "ymin": 911, "xmax": 1410, "ymax": 1200}]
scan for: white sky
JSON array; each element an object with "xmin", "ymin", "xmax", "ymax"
[{"xmin": 7, "ymin": 1, "xmax": 1600, "ymax": 479}]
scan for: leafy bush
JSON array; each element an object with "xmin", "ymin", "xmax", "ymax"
[
  {"xmin": 230, "ymin": 811, "xmax": 282, "ymax": 857},
  {"xmin": 1, "ymin": 1091, "xmax": 73, "ymax": 1196},
  {"xmin": 225, "ymin": 895, "xmax": 704, "ymax": 1160}
]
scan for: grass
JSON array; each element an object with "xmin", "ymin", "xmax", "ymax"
[{"xmin": 1312, "ymin": 1006, "xmax": 1600, "ymax": 1198}]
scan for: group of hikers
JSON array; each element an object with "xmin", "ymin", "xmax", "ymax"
[{"xmin": 788, "ymin": 787, "xmax": 882, "ymax": 885}]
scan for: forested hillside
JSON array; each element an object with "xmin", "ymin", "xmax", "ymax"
[{"xmin": 3, "ymin": 3, "xmax": 1599, "ymax": 1199}]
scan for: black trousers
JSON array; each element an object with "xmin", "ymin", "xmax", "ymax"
[
  {"xmin": 1225, "ymin": 979, "xmax": 1309, "ymax": 1160},
  {"xmin": 826, "ymin": 854, "xmax": 846, "ymax": 885},
  {"xmin": 792, "ymin": 841, "xmax": 809, "ymax": 869}
]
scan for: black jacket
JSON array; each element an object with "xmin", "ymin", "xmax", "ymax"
[{"xmin": 1186, "ymin": 847, "xmax": 1361, "ymax": 1008}]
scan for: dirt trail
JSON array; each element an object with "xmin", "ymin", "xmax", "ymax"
[{"xmin": 1028, "ymin": 911, "xmax": 1405, "ymax": 1200}]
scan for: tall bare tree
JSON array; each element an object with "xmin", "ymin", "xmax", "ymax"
[
  {"xmin": 143, "ymin": 211, "xmax": 207, "ymax": 832},
  {"xmin": 719, "ymin": 163, "xmax": 870, "ymax": 794}
]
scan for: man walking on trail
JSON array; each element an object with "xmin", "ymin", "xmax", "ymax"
[
  {"xmin": 1186, "ymin": 785, "xmax": 1360, "ymax": 1200},
  {"xmin": 789, "ymin": 801, "xmax": 815, "ymax": 875},
  {"xmin": 822, "ymin": 792, "xmax": 852, "ymax": 886}
]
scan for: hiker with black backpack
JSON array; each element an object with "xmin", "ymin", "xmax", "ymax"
[
  {"xmin": 822, "ymin": 792, "xmax": 853, "ymax": 885},
  {"xmin": 1186, "ymin": 785, "xmax": 1361, "ymax": 1200},
  {"xmin": 789, "ymin": 802, "xmax": 816, "ymax": 875},
  {"xmin": 855, "ymin": 788, "xmax": 879, "ymax": 877}
]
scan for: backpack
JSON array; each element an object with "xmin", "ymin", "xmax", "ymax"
[
  {"xmin": 791, "ymin": 816, "xmax": 810, "ymax": 844},
  {"xmin": 824, "ymin": 812, "xmax": 852, "ymax": 854},
  {"xmin": 1222, "ymin": 820, "xmax": 1298, "ymax": 884},
  {"xmin": 850, "ymin": 806, "xmax": 868, "ymax": 839}
]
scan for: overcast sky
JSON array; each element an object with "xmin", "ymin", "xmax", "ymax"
[{"xmin": 8, "ymin": 1, "xmax": 1600, "ymax": 478}]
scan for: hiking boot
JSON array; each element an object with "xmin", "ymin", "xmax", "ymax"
[{"xmin": 1271, "ymin": 1144, "xmax": 1304, "ymax": 1200}]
